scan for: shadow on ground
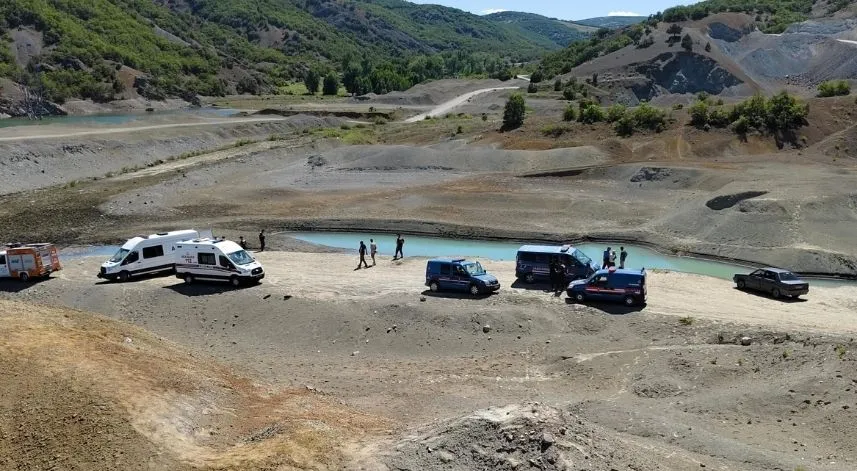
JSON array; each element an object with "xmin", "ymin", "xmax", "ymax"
[
  {"xmin": 565, "ymin": 297, "xmax": 646, "ymax": 315},
  {"xmin": 164, "ymin": 282, "xmax": 260, "ymax": 297},
  {"xmin": 420, "ymin": 289, "xmax": 497, "ymax": 300},
  {"xmin": 0, "ymin": 277, "xmax": 52, "ymax": 293},
  {"xmin": 733, "ymin": 287, "xmax": 808, "ymax": 303}
]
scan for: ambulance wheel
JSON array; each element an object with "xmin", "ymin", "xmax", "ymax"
[
  {"xmin": 469, "ymin": 284, "xmax": 480, "ymax": 296},
  {"xmin": 19, "ymin": 272, "xmax": 29, "ymax": 282},
  {"xmin": 230, "ymin": 275, "xmax": 241, "ymax": 287},
  {"xmin": 118, "ymin": 271, "xmax": 130, "ymax": 282},
  {"xmin": 573, "ymin": 292, "xmax": 586, "ymax": 303},
  {"xmin": 429, "ymin": 281, "xmax": 439, "ymax": 292},
  {"xmin": 525, "ymin": 273, "xmax": 535, "ymax": 284},
  {"xmin": 184, "ymin": 274, "xmax": 194, "ymax": 284},
  {"xmin": 624, "ymin": 295, "xmax": 636, "ymax": 307}
]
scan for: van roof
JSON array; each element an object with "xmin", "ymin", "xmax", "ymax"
[
  {"xmin": 428, "ymin": 258, "xmax": 470, "ymax": 263},
  {"xmin": 141, "ymin": 229, "xmax": 198, "ymax": 240},
  {"xmin": 595, "ymin": 268, "xmax": 646, "ymax": 277},
  {"xmin": 518, "ymin": 245, "xmax": 577, "ymax": 254},
  {"xmin": 176, "ymin": 238, "xmax": 244, "ymax": 253}
]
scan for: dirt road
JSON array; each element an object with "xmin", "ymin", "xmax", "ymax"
[
  {"xmin": 404, "ymin": 86, "xmax": 521, "ymax": 122},
  {"xmin": 52, "ymin": 253, "xmax": 857, "ymax": 334}
]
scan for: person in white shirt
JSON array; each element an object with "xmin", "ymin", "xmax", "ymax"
[{"xmin": 370, "ymin": 239, "xmax": 378, "ymax": 266}]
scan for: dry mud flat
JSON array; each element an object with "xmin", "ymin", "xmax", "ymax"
[{"xmin": 3, "ymin": 253, "xmax": 857, "ymax": 470}]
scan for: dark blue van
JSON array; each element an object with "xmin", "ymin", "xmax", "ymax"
[
  {"xmin": 425, "ymin": 258, "xmax": 500, "ymax": 295},
  {"xmin": 567, "ymin": 268, "xmax": 647, "ymax": 306},
  {"xmin": 515, "ymin": 245, "xmax": 599, "ymax": 284}
]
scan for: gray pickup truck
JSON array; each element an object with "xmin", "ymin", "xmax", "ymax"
[{"xmin": 734, "ymin": 268, "xmax": 809, "ymax": 299}]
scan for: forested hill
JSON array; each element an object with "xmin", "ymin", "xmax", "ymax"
[{"xmin": 0, "ymin": 0, "xmax": 557, "ymax": 106}]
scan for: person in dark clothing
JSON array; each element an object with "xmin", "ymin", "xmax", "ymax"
[
  {"xmin": 239, "ymin": 236, "xmax": 248, "ymax": 250},
  {"xmin": 556, "ymin": 259, "xmax": 567, "ymax": 293},
  {"xmin": 548, "ymin": 259, "xmax": 558, "ymax": 291},
  {"xmin": 620, "ymin": 247, "xmax": 628, "ymax": 269},
  {"xmin": 393, "ymin": 234, "xmax": 405, "ymax": 260},
  {"xmin": 357, "ymin": 241, "xmax": 369, "ymax": 269},
  {"xmin": 602, "ymin": 247, "xmax": 611, "ymax": 269},
  {"xmin": 258, "ymin": 230, "xmax": 266, "ymax": 252}
]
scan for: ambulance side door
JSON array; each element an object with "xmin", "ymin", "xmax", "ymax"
[{"xmin": 0, "ymin": 254, "xmax": 9, "ymax": 278}]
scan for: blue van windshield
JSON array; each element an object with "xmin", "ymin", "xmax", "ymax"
[
  {"xmin": 573, "ymin": 249, "xmax": 592, "ymax": 265},
  {"xmin": 463, "ymin": 262, "xmax": 486, "ymax": 276}
]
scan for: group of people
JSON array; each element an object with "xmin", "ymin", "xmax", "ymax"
[
  {"xmin": 235, "ymin": 230, "xmax": 265, "ymax": 252},
  {"xmin": 357, "ymin": 234, "xmax": 405, "ymax": 269},
  {"xmin": 602, "ymin": 246, "xmax": 628, "ymax": 269}
]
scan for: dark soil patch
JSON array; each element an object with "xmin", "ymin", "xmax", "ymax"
[{"xmin": 706, "ymin": 191, "xmax": 768, "ymax": 210}]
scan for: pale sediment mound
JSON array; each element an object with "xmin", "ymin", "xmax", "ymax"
[
  {"xmin": 383, "ymin": 403, "xmax": 690, "ymax": 470},
  {"xmin": 0, "ymin": 299, "xmax": 386, "ymax": 470}
]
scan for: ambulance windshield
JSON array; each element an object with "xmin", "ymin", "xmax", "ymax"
[
  {"xmin": 228, "ymin": 250, "xmax": 255, "ymax": 266},
  {"xmin": 109, "ymin": 248, "xmax": 130, "ymax": 263}
]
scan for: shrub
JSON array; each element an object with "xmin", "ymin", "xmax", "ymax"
[
  {"xmin": 672, "ymin": 103, "xmax": 684, "ymax": 110},
  {"xmin": 579, "ymin": 104, "xmax": 606, "ymax": 124},
  {"xmin": 303, "ymin": 70, "xmax": 320, "ymax": 94},
  {"xmin": 817, "ymin": 80, "xmax": 851, "ymax": 97},
  {"xmin": 554, "ymin": 78, "xmax": 562, "ymax": 91},
  {"xmin": 766, "ymin": 91, "xmax": 808, "ymax": 131},
  {"xmin": 614, "ymin": 115, "xmax": 635, "ymax": 136},
  {"xmin": 562, "ymin": 87, "xmax": 576, "ymax": 101},
  {"xmin": 705, "ymin": 41, "xmax": 712, "ymax": 52},
  {"xmin": 732, "ymin": 115, "xmax": 750, "ymax": 135},
  {"xmin": 632, "ymin": 103, "xmax": 667, "ymax": 132},
  {"xmin": 681, "ymin": 33, "xmax": 693, "ymax": 52},
  {"xmin": 708, "ymin": 107, "xmax": 731, "ymax": 128},
  {"xmin": 530, "ymin": 70, "xmax": 544, "ymax": 84},
  {"xmin": 541, "ymin": 124, "xmax": 570, "ymax": 137},
  {"xmin": 502, "ymin": 93, "xmax": 526, "ymax": 130},
  {"xmin": 637, "ymin": 36, "xmax": 654, "ymax": 49},
  {"xmin": 606, "ymin": 104, "xmax": 627, "ymax": 123},
  {"xmin": 527, "ymin": 82, "xmax": 538, "ymax": 93},
  {"xmin": 562, "ymin": 104, "xmax": 577, "ymax": 121},
  {"xmin": 689, "ymin": 100, "xmax": 709, "ymax": 127}
]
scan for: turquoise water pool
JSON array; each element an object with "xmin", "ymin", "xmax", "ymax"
[{"xmin": 290, "ymin": 232, "xmax": 747, "ymax": 280}]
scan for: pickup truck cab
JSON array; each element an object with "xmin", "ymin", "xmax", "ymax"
[
  {"xmin": 425, "ymin": 258, "xmax": 500, "ymax": 295},
  {"xmin": 734, "ymin": 268, "xmax": 809, "ymax": 299},
  {"xmin": 567, "ymin": 267, "xmax": 647, "ymax": 306}
]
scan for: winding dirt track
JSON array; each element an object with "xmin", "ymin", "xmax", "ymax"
[{"xmin": 404, "ymin": 87, "xmax": 521, "ymax": 122}]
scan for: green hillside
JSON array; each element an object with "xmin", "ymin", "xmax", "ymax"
[
  {"xmin": 0, "ymin": 0, "xmax": 555, "ymax": 105},
  {"xmin": 485, "ymin": 11, "xmax": 597, "ymax": 47}
]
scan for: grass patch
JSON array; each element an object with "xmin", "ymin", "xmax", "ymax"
[
  {"xmin": 678, "ymin": 316, "xmax": 694, "ymax": 326},
  {"xmin": 836, "ymin": 344, "xmax": 847, "ymax": 360},
  {"xmin": 541, "ymin": 124, "xmax": 571, "ymax": 138}
]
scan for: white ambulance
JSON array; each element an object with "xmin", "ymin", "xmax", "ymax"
[
  {"xmin": 99, "ymin": 229, "xmax": 200, "ymax": 282},
  {"xmin": 173, "ymin": 238, "xmax": 264, "ymax": 286}
]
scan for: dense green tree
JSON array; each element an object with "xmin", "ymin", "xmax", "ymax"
[
  {"xmin": 527, "ymin": 82, "xmax": 538, "ymax": 93},
  {"xmin": 530, "ymin": 69, "xmax": 543, "ymax": 84},
  {"xmin": 502, "ymin": 93, "xmax": 526, "ymax": 130},
  {"xmin": 667, "ymin": 24, "xmax": 683, "ymax": 42},
  {"xmin": 681, "ymin": 34, "xmax": 693, "ymax": 52},
  {"xmin": 304, "ymin": 70, "xmax": 320, "ymax": 94},
  {"xmin": 579, "ymin": 104, "xmax": 606, "ymax": 123},
  {"xmin": 689, "ymin": 100, "xmax": 709, "ymax": 127},
  {"xmin": 322, "ymin": 73, "xmax": 339, "ymax": 96},
  {"xmin": 554, "ymin": 78, "xmax": 562, "ymax": 91}
]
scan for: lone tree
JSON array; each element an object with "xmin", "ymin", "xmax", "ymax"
[
  {"xmin": 681, "ymin": 33, "xmax": 693, "ymax": 51},
  {"xmin": 502, "ymin": 93, "xmax": 526, "ymax": 131},
  {"xmin": 530, "ymin": 69, "xmax": 544, "ymax": 84},
  {"xmin": 322, "ymin": 72, "xmax": 339, "ymax": 96},
  {"xmin": 304, "ymin": 70, "xmax": 320, "ymax": 94},
  {"xmin": 704, "ymin": 41, "xmax": 712, "ymax": 52},
  {"xmin": 667, "ymin": 23, "xmax": 683, "ymax": 42},
  {"xmin": 554, "ymin": 78, "xmax": 563, "ymax": 91}
]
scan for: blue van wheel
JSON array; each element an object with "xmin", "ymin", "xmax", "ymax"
[
  {"xmin": 429, "ymin": 281, "xmax": 440, "ymax": 292},
  {"xmin": 624, "ymin": 295, "xmax": 636, "ymax": 306},
  {"xmin": 573, "ymin": 291, "xmax": 586, "ymax": 303},
  {"xmin": 469, "ymin": 284, "xmax": 480, "ymax": 296},
  {"xmin": 525, "ymin": 273, "xmax": 535, "ymax": 283}
]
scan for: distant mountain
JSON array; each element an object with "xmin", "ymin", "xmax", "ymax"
[
  {"xmin": 485, "ymin": 11, "xmax": 598, "ymax": 47},
  {"xmin": 575, "ymin": 16, "xmax": 646, "ymax": 29},
  {"xmin": 0, "ymin": 0, "xmax": 558, "ymax": 109}
]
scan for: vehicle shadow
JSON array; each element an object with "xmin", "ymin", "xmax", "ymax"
[
  {"xmin": 565, "ymin": 297, "xmax": 646, "ymax": 315},
  {"xmin": 0, "ymin": 277, "xmax": 52, "ymax": 293},
  {"xmin": 164, "ymin": 282, "xmax": 259, "ymax": 297},
  {"xmin": 94, "ymin": 271, "xmax": 175, "ymax": 285},
  {"xmin": 510, "ymin": 279, "xmax": 561, "ymax": 293},
  {"xmin": 420, "ymin": 290, "xmax": 497, "ymax": 300},
  {"xmin": 733, "ymin": 287, "xmax": 808, "ymax": 303}
]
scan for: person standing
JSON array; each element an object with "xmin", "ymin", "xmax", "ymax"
[
  {"xmin": 239, "ymin": 236, "xmax": 248, "ymax": 250},
  {"xmin": 620, "ymin": 247, "xmax": 628, "ymax": 269},
  {"xmin": 609, "ymin": 248, "xmax": 617, "ymax": 268},
  {"xmin": 357, "ymin": 240, "xmax": 369, "ymax": 269},
  {"xmin": 548, "ymin": 258, "xmax": 558, "ymax": 291},
  {"xmin": 258, "ymin": 230, "xmax": 266, "ymax": 252},
  {"xmin": 394, "ymin": 234, "xmax": 405, "ymax": 260},
  {"xmin": 370, "ymin": 238, "xmax": 378, "ymax": 266},
  {"xmin": 556, "ymin": 259, "xmax": 567, "ymax": 293},
  {"xmin": 602, "ymin": 247, "xmax": 611, "ymax": 269}
]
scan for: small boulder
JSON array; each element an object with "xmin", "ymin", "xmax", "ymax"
[
  {"xmin": 740, "ymin": 336, "xmax": 752, "ymax": 346},
  {"xmin": 483, "ymin": 324, "xmax": 491, "ymax": 333}
]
